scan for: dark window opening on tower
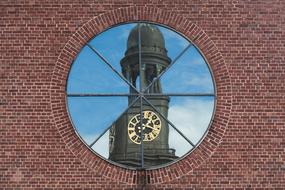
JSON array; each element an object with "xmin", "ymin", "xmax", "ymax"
[{"xmin": 66, "ymin": 22, "xmax": 216, "ymax": 169}]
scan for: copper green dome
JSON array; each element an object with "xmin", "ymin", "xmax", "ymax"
[
  {"xmin": 127, "ymin": 23, "xmax": 166, "ymax": 50},
  {"xmin": 120, "ymin": 23, "xmax": 171, "ymax": 70}
]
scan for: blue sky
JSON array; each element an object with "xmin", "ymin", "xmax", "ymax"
[{"xmin": 66, "ymin": 23, "xmax": 215, "ymax": 160}]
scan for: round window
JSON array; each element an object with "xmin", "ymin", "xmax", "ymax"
[{"xmin": 66, "ymin": 22, "xmax": 216, "ymax": 169}]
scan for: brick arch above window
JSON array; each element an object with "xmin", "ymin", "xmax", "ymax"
[{"xmin": 50, "ymin": 6, "xmax": 232, "ymax": 184}]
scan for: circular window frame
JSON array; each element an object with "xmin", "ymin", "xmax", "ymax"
[
  {"xmin": 51, "ymin": 6, "xmax": 232, "ymax": 184},
  {"xmin": 65, "ymin": 21, "xmax": 217, "ymax": 170}
]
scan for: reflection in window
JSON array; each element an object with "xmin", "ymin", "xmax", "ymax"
[{"xmin": 67, "ymin": 22, "xmax": 215, "ymax": 169}]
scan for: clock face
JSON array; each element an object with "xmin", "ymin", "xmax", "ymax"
[{"xmin": 128, "ymin": 111, "xmax": 161, "ymax": 144}]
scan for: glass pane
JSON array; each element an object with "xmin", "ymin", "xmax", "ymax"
[
  {"xmin": 139, "ymin": 98, "xmax": 173, "ymax": 167},
  {"xmin": 106, "ymin": 98, "xmax": 142, "ymax": 168},
  {"xmin": 157, "ymin": 25, "xmax": 189, "ymax": 61},
  {"xmin": 168, "ymin": 96, "xmax": 215, "ymax": 145},
  {"xmin": 67, "ymin": 96, "xmax": 128, "ymax": 145},
  {"xmin": 92, "ymin": 130, "xmax": 110, "ymax": 159},
  {"xmin": 139, "ymin": 23, "xmax": 191, "ymax": 93},
  {"xmin": 89, "ymin": 23, "xmax": 140, "ymax": 92},
  {"xmin": 67, "ymin": 46, "xmax": 130, "ymax": 94},
  {"xmin": 160, "ymin": 47, "xmax": 215, "ymax": 94},
  {"xmin": 140, "ymin": 98, "xmax": 193, "ymax": 167},
  {"xmin": 168, "ymin": 125, "xmax": 194, "ymax": 157},
  {"xmin": 142, "ymin": 111, "xmax": 181, "ymax": 167},
  {"xmin": 89, "ymin": 23, "xmax": 136, "ymax": 73}
]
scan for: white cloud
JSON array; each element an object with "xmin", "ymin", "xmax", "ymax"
[
  {"xmin": 81, "ymin": 132, "xmax": 110, "ymax": 159},
  {"xmin": 168, "ymin": 98, "xmax": 214, "ymax": 156}
]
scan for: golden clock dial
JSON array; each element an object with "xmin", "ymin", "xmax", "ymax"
[{"xmin": 128, "ymin": 111, "xmax": 161, "ymax": 144}]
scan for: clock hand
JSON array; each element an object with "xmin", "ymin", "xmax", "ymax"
[{"xmin": 144, "ymin": 121, "xmax": 158, "ymax": 130}]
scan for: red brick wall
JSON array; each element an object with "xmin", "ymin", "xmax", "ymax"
[{"xmin": 1, "ymin": 1, "xmax": 284, "ymax": 189}]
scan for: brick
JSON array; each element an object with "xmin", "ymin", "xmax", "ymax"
[{"xmin": 1, "ymin": 1, "xmax": 284, "ymax": 189}]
